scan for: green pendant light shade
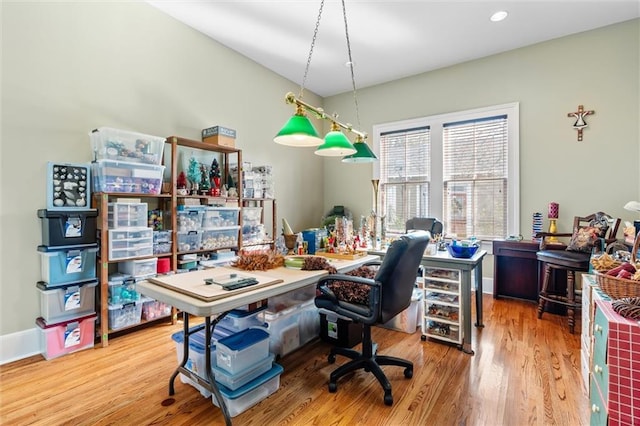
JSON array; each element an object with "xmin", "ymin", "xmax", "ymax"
[
  {"xmin": 342, "ymin": 136, "xmax": 378, "ymax": 163},
  {"xmin": 274, "ymin": 105, "xmax": 323, "ymax": 147},
  {"xmin": 315, "ymin": 123, "xmax": 357, "ymax": 156}
]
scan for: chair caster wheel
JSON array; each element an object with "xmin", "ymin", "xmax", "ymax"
[
  {"xmin": 404, "ymin": 368, "xmax": 413, "ymax": 379},
  {"xmin": 328, "ymin": 354, "xmax": 336, "ymax": 364},
  {"xmin": 384, "ymin": 391, "xmax": 393, "ymax": 406},
  {"xmin": 421, "ymin": 335, "xmax": 426, "ymax": 341},
  {"xmin": 328, "ymin": 382, "xmax": 337, "ymax": 393}
]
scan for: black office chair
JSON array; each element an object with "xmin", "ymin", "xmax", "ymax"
[
  {"xmin": 315, "ymin": 231, "xmax": 430, "ymax": 406},
  {"xmin": 405, "ymin": 217, "xmax": 443, "ymax": 236}
]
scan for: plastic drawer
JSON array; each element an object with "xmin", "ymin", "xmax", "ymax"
[
  {"xmin": 118, "ymin": 258, "xmax": 158, "ymax": 277},
  {"xmin": 108, "ymin": 228, "xmax": 153, "ymax": 260},
  {"xmin": 108, "ymin": 202, "xmax": 148, "ymax": 228}
]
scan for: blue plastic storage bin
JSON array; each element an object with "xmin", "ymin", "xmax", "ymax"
[
  {"xmin": 37, "ymin": 244, "xmax": 98, "ymax": 287},
  {"xmin": 216, "ymin": 328, "xmax": 270, "ymax": 374},
  {"xmin": 171, "ymin": 325, "xmax": 235, "ymax": 397},
  {"xmin": 212, "ymin": 363, "xmax": 283, "ymax": 417}
]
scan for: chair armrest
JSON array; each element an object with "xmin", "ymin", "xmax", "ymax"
[
  {"xmin": 316, "ymin": 274, "xmax": 381, "ymax": 323},
  {"xmin": 535, "ymin": 231, "xmax": 573, "ymax": 250}
]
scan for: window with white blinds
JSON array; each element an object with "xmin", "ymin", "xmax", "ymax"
[
  {"xmin": 373, "ymin": 103, "xmax": 519, "ymax": 241},
  {"xmin": 443, "ymin": 115, "xmax": 508, "ymax": 240},
  {"xmin": 379, "ymin": 126, "xmax": 430, "ymax": 234}
]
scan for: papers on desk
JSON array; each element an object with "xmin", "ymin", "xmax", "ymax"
[{"xmin": 148, "ymin": 268, "xmax": 282, "ymax": 302}]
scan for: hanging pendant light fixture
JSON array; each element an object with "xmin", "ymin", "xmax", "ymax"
[
  {"xmin": 342, "ymin": 134, "xmax": 377, "ymax": 163},
  {"xmin": 274, "ymin": 0, "xmax": 377, "ymax": 161},
  {"xmin": 315, "ymin": 121, "xmax": 357, "ymax": 156}
]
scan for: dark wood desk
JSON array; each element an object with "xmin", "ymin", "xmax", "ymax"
[{"xmin": 493, "ymin": 240, "xmax": 567, "ymax": 313}]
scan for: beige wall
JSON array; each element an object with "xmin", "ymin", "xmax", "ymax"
[
  {"xmin": 0, "ymin": 1, "xmax": 324, "ymax": 336},
  {"xmin": 322, "ymin": 19, "xmax": 640, "ymax": 236},
  {"xmin": 1, "ymin": 1, "xmax": 638, "ymax": 341}
]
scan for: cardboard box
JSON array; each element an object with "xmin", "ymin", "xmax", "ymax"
[{"xmin": 202, "ymin": 126, "xmax": 236, "ymax": 147}]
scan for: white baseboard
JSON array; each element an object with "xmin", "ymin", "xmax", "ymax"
[{"xmin": 1, "ymin": 328, "xmax": 41, "ymax": 365}]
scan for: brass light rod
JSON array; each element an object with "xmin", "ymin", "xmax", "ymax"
[{"xmin": 284, "ymin": 92, "xmax": 368, "ymax": 141}]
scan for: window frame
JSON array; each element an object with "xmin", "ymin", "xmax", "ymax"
[{"xmin": 372, "ymin": 102, "xmax": 520, "ymax": 241}]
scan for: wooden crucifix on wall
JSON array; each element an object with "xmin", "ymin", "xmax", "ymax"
[{"xmin": 567, "ymin": 104, "xmax": 594, "ymax": 141}]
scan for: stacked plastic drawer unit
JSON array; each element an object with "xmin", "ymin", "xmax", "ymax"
[
  {"xmin": 36, "ymin": 164, "xmax": 98, "ymax": 359},
  {"xmin": 106, "ymin": 201, "xmax": 169, "ymax": 330},
  {"xmin": 89, "ymin": 127, "xmax": 166, "ymax": 195}
]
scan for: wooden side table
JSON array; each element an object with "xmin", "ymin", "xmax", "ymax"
[{"xmin": 493, "ymin": 240, "xmax": 541, "ymax": 302}]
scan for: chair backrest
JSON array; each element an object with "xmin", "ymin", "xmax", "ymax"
[
  {"xmin": 573, "ymin": 212, "xmax": 620, "ymax": 244},
  {"xmin": 405, "ymin": 217, "xmax": 443, "ymax": 236},
  {"xmin": 375, "ymin": 230, "xmax": 430, "ymax": 323}
]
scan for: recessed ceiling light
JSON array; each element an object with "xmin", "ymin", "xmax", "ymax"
[{"xmin": 490, "ymin": 10, "xmax": 508, "ymax": 22}]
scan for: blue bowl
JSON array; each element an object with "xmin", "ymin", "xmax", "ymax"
[{"xmin": 446, "ymin": 243, "xmax": 479, "ymax": 258}]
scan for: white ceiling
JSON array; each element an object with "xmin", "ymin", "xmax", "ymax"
[{"xmin": 147, "ymin": 0, "xmax": 640, "ymax": 97}]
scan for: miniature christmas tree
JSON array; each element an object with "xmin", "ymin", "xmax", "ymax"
[
  {"xmin": 200, "ymin": 164, "xmax": 210, "ymax": 193},
  {"xmin": 187, "ymin": 157, "xmax": 200, "ymax": 194},
  {"xmin": 176, "ymin": 171, "xmax": 187, "ymax": 189},
  {"xmin": 210, "ymin": 158, "xmax": 221, "ymax": 196}
]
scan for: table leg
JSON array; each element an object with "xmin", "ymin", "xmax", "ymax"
[
  {"xmin": 474, "ymin": 262, "xmax": 484, "ymax": 328},
  {"xmin": 461, "ymin": 271, "xmax": 474, "ymax": 355},
  {"xmin": 204, "ymin": 316, "xmax": 232, "ymax": 426},
  {"xmin": 169, "ymin": 311, "xmax": 190, "ymax": 396}
]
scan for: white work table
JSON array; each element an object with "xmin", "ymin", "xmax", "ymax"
[{"xmin": 136, "ymin": 254, "xmax": 379, "ymax": 425}]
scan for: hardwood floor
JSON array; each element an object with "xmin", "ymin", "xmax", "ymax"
[{"xmin": 0, "ymin": 294, "xmax": 588, "ymax": 425}]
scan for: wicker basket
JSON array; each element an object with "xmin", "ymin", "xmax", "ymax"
[{"xmin": 595, "ymin": 233, "xmax": 640, "ymax": 299}]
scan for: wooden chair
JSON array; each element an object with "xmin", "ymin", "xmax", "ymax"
[{"xmin": 536, "ymin": 212, "xmax": 620, "ymax": 333}]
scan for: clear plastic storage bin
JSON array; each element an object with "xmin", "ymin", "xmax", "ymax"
[
  {"xmin": 216, "ymin": 328, "xmax": 270, "ymax": 374},
  {"xmin": 140, "ymin": 296, "xmax": 172, "ymax": 320},
  {"xmin": 201, "ymin": 228, "xmax": 240, "ymax": 250},
  {"xmin": 241, "ymin": 207, "xmax": 262, "ymax": 225},
  {"xmin": 211, "ymin": 363, "xmax": 283, "ymax": 418},
  {"xmin": 203, "ymin": 207, "xmax": 240, "ymax": 229},
  {"xmin": 260, "ymin": 299, "xmax": 319, "ymax": 357},
  {"xmin": 177, "ymin": 231, "xmax": 202, "ymax": 252},
  {"xmin": 211, "ymin": 353, "xmax": 274, "ymax": 391},
  {"xmin": 92, "ymin": 160, "xmax": 164, "ymax": 194},
  {"xmin": 107, "ymin": 276, "xmax": 141, "ymax": 305},
  {"xmin": 108, "ymin": 301, "xmax": 143, "ymax": 330},
  {"xmin": 171, "ymin": 325, "xmax": 235, "ymax": 397},
  {"xmin": 90, "ymin": 127, "xmax": 165, "ymax": 165},
  {"xmin": 217, "ymin": 309, "xmax": 265, "ymax": 333},
  {"xmin": 36, "ymin": 280, "xmax": 97, "ymax": 323},
  {"xmin": 177, "ymin": 210, "xmax": 205, "ymax": 232}
]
